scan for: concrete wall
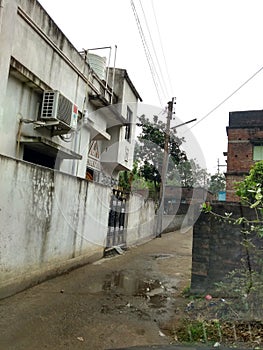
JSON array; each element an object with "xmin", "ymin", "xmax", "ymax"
[
  {"xmin": 0, "ymin": 155, "xmax": 172, "ymax": 299},
  {"xmin": 125, "ymin": 194, "xmax": 156, "ymax": 246},
  {"xmin": 0, "ymin": 154, "xmax": 111, "ymax": 298},
  {"xmin": 191, "ymin": 202, "xmax": 263, "ymax": 294},
  {"xmin": 125, "ymin": 194, "xmax": 191, "ymax": 246}
]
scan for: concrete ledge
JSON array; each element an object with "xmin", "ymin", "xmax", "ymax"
[
  {"xmin": 0, "ymin": 250, "xmax": 103, "ymax": 300},
  {"xmin": 126, "ymin": 233, "xmax": 156, "ymax": 249}
]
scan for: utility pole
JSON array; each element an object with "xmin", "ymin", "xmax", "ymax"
[
  {"xmin": 156, "ymin": 98, "xmax": 197, "ymax": 238},
  {"xmin": 217, "ymin": 158, "xmax": 226, "ymax": 174},
  {"xmin": 156, "ymin": 97, "xmax": 175, "ymax": 237}
]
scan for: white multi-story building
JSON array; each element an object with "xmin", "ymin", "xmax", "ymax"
[{"xmin": 0, "ymin": 0, "xmax": 142, "ymax": 185}]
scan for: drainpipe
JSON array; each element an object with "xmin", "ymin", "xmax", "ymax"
[
  {"xmin": 110, "ymin": 45, "xmax": 117, "ymax": 104},
  {"xmin": 0, "ymin": 0, "xmax": 4, "ymax": 34},
  {"xmin": 105, "ymin": 46, "xmax": 112, "ymax": 95},
  {"xmin": 16, "ymin": 118, "xmax": 23, "ymax": 158}
]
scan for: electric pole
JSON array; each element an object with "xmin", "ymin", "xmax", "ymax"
[
  {"xmin": 217, "ymin": 158, "xmax": 226, "ymax": 174},
  {"xmin": 156, "ymin": 97, "xmax": 175, "ymax": 237},
  {"xmin": 155, "ymin": 98, "xmax": 197, "ymax": 238}
]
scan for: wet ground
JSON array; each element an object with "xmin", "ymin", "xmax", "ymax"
[
  {"xmin": 0, "ymin": 228, "xmax": 193, "ymax": 349},
  {"xmin": 0, "ymin": 228, "xmax": 260, "ymax": 349}
]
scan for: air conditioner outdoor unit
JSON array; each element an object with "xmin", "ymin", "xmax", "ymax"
[{"xmin": 40, "ymin": 90, "xmax": 78, "ymax": 134}]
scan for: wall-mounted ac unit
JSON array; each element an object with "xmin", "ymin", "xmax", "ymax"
[{"xmin": 40, "ymin": 90, "xmax": 78, "ymax": 135}]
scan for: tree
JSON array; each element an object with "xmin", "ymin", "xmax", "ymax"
[
  {"xmin": 235, "ymin": 160, "xmax": 263, "ymax": 207},
  {"xmin": 134, "ymin": 114, "xmax": 187, "ymax": 195},
  {"xmin": 173, "ymin": 159, "xmax": 210, "ymax": 188},
  {"xmin": 119, "ymin": 114, "xmax": 209, "ymax": 198},
  {"xmin": 118, "ymin": 161, "xmax": 151, "ymax": 193},
  {"xmin": 118, "ymin": 168, "xmax": 133, "ymax": 193},
  {"xmin": 208, "ymin": 173, "xmax": 226, "ymax": 195}
]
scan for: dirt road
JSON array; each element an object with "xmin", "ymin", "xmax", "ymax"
[{"xmin": 0, "ymin": 228, "xmax": 193, "ymax": 350}]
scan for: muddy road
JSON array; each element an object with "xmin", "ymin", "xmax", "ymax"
[{"xmin": 0, "ymin": 228, "xmax": 193, "ymax": 350}]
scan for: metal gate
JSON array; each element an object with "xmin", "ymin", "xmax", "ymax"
[{"xmin": 106, "ymin": 189, "xmax": 127, "ymax": 248}]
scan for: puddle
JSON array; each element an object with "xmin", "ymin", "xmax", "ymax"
[
  {"xmin": 102, "ymin": 271, "xmax": 169, "ymax": 308},
  {"xmin": 103, "ymin": 271, "xmax": 161, "ymax": 296}
]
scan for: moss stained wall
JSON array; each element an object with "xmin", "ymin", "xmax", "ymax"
[{"xmin": 191, "ymin": 202, "xmax": 263, "ymax": 294}]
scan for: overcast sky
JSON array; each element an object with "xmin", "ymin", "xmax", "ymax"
[{"xmin": 38, "ymin": 0, "xmax": 263, "ymax": 174}]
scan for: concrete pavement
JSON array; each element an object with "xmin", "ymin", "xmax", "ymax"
[
  {"xmin": 108, "ymin": 346, "xmax": 251, "ymax": 350},
  {"xmin": 0, "ymin": 229, "xmax": 257, "ymax": 350}
]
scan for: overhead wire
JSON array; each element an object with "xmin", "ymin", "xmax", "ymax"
[
  {"xmin": 151, "ymin": 0, "xmax": 174, "ymax": 97},
  {"xmin": 131, "ymin": 0, "xmax": 263, "ymax": 132},
  {"xmin": 130, "ymin": 0, "xmax": 166, "ymax": 107},
  {"xmin": 138, "ymin": 0, "xmax": 169, "ymax": 100},
  {"xmin": 188, "ymin": 65, "xmax": 263, "ymax": 131}
]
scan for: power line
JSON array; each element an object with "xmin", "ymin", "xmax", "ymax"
[
  {"xmin": 130, "ymin": 0, "xmax": 165, "ymax": 106},
  {"xmin": 132, "ymin": 1, "xmax": 263, "ymax": 133},
  {"xmin": 189, "ymin": 64, "xmax": 263, "ymax": 130},
  {"xmin": 151, "ymin": 0, "xmax": 174, "ymax": 97},
  {"xmin": 138, "ymin": 0, "xmax": 169, "ymax": 100}
]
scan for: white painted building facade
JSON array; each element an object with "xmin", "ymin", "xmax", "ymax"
[{"xmin": 0, "ymin": 0, "xmax": 142, "ymax": 183}]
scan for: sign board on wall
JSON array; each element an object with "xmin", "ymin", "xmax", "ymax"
[{"xmin": 87, "ymin": 141, "xmax": 101, "ymax": 170}]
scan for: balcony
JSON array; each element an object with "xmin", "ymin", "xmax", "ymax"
[{"xmin": 100, "ymin": 139, "xmax": 133, "ymax": 172}]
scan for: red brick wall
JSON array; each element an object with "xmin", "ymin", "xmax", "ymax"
[
  {"xmin": 225, "ymin": 174, "xmax": 244, "ymax": 202},
  {"xmin": 226, "ymin": 127, "xmax": 263, "ymax": 201}
]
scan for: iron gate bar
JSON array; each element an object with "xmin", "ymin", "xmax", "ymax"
[{"xmin": 106, "ymin": 189, "xmax": 127, "ymax": 249}]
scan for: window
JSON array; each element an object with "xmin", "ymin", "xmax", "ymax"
[
  {"xmin": 253, "ymin": 145, "xmax": 263, "ymax": 161},
  {"xmin": 23, "ymin": 146, "xmax": 58, "ymax": 169},
  {"xmin": 125, "ymin": 107, "xmax": 132, "ymax": 142}
]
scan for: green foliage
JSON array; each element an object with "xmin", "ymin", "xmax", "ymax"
[
  {"xmin": 184, "ymin": 160, "xmax": 209, "ymax": 188},
  {"xmin": 134, "ymin": 114, "xmax": 210, "ymax": 192},
  {"xmin": 136, "ymin": 114, "xmax": 187, "ymax": 165},
  {"xmin": 118, "ymin": 162, "xmax": 140, "ymax": 193},
  {"xmin": 235, "ymin": 160, "xmax": 263, "ymax": 206},
  {"xmin": 168, "ymin": 159, "xmax": 209, "ymax": 188},
  {"xmin": 181, "ymin": 285, "xmax": 191, "ymax": 297},
  {"xmin": 118, "ymin": 160, "xmax": 160, "ymax": 201},
  {"xmin": 120, "ymin": 114, "xmax": 209, "ymax": 200},
  {"xmin": 202, "ymin": 202, "xmax": 212, "ymax": 213},
  {"xmin": 135, "ymin": 114, "xmax": 187, "ymax": 191},
  {"xmin": 139, "ymin": 159, "xmax": 161, "ymax": 189},
  {"xmin": 201, "ymin": 161, "xmax": 263, "ymax": 321},
  {"xmin": 234, "ymin": 161, "xmax": 263, "ymax": 236},
  {"xmin": 209, "ymin": 173, "xmax": 226, "ymax": 195},
  {"xmin": 203, "ymin": 161, "xmax": 263, "ymax": 237},
  {"xmin": 118, "ymin": 170, "xmax": 132, "ymax": 192}
]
